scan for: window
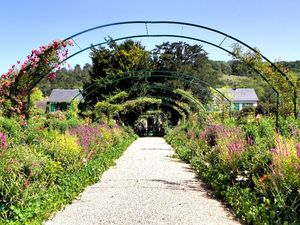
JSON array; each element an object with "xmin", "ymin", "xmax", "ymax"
[
  {"xmin": 234, "ymin": 103, "xmax": 240, "ymax": 111},
  {"xmin": 242, "ymin": 103, "xmax": 253, "ymax": 108}
]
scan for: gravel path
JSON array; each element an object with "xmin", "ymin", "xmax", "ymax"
[{"xmin": 44, "ymin": 137, "xmax": 241, "ymax": 225}]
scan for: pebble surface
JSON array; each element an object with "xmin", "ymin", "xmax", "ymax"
[{"xmin": 44, "ymin": 137, "xmax": 241, "ymax": 225}]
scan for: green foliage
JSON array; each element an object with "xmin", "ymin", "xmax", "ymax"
[
  {"xmin": 152, "ymin": 41, "xmax": 215, "ymax": 102},
  {"xmin": 0, "ymin": 119, "xmax": 136, "ymax": 224},
  {"xmin": 94, "ymin": 101, "xmax": 123, "ymax": 124},
  {"xmin": 165, "ymin": 115, "xmax": 300, "ymax": 224},
  {"xmin": 39, "ymin": 130, "xmax": 85, "ymax": 167},
  {"xmin": 278, "ymin": 116, "xmax": 300, "ymax": 137},
  {"xmin": 66, "ymin": 100, "xmax": 80, "ymax": 120},
  {"xmin": 0, "ymin": 117, "xmax": 22, "ymax": 144},
  {"xmin": 30, "ymin": 87, "xmax": 44, "ymax": 109}
]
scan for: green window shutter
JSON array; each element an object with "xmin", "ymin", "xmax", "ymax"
[
  {"xmin": 234, "ymin": 103, "xmax": 240, "ymax": 111},
  {"xmin": 50, "ymin": 103, "xmax": 55, "ymax": 112},
  {"xmin": 242, "ymin": 103, "xmax": 247, "ymax": 108}
]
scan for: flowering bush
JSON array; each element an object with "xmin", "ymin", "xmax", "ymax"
[
  {"xmin": 165, "ymin": 115, "xmax": 300, "ymax": 224},
  {"xmin": 271, "ymin": 134, "xmax": 300, "ymax": 178},
  {"xmin": 0, "ymin": 39, "xmax": 74, "ymax": 118},
  {"xmin": 200, "ymin": 124, "xmax": 246, "ymax": 162},
  {"xmin": 0, "ymin": 119, "xmax": 135, "ymax": 223},
  {"xmin": 69, "ymin": 124, "xmax": 103, "ymax": 159}
]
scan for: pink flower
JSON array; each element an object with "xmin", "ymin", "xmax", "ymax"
[
  {"xmin": 68, "ymin": 39, "xmax": 75, "ymax": 46},
  {"xmin": 48, "ymin": 72, "xmax": 56, "ymax": 79},
  {"xmin": 39, "ymin": 45, "xmax": 47, "ymax": 52},
  {"xmin": 0, "ymin": 132, "xmax": 7, "ymax": 149}
]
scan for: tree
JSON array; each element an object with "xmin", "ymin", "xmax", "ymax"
[
  {"xmin": 37, "ymin": 64, "xmax": 91, "ymax": 96},
  {"xmin": 84, "ymin": 39, "xmax": 151, "ymax": 107},
  {"xmin": 151, "ymin": 41, "xmax": 218, "ymax": 102}
]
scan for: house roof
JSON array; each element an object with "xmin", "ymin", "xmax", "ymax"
[
  {"xmin": 49, "ymin": 89, "xmax": 83, "ymax": 103},
  {"xmin": 226, "ymin": 88, "xmax": 259, "ymax": 102}
]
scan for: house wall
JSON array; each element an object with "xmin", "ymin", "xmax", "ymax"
[{"xmin": 233, "ymin": 101, "xmax": 258, "ymax": 111}]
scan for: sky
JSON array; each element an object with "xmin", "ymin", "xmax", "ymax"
[{"xmin": 0, "ymin": 0, "xmax": 299, "ymax": 74}]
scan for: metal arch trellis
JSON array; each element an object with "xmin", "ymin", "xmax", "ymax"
[
  {"xmin": 87, "ymin": 84, "xmax": 206, "ymax": 116},
  {"xmin": 136, "ymin": 95, "xmax": 192, "ymax": 116},
  {"xmin": 28, "ymin": 34, "xmax": 281, "ymax": 118},
  {"xmin": 108, "ymin": 95, "xmax": 188, "ymax": 122},
  {"xmin": 55, "ymin": 34, "xmax": 282, "ymax": 127},
  {"xmin": 58, "ymin": 20, "xmax": 295, "ymax": 115},
  {"xmin": 22, "ymin": 21, "xmax": 292, "ymax": 128},
  {"xmin": 73, "ymin": 70, "xmax": 231, "ymax": 103},
  {"xmin": 71, "ymin": 70, "xmax": 233, "ymax": 116},
  {"xmin": 124, "ymin": 84, "xmax": 207, "ymax": 112}
]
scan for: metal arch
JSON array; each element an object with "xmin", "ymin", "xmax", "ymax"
[
  {"xmin": 62, "ymin": 34, "xmax": 279, "ymax": 96},
  {"xmin": 117, "ymin": 95, "xmax": 188, "ymax": 121},
  {"xmin": 73, "ymin": 70, "xmax": 232, "ymax": 119},
  {"xmin": 30, "ymin": 34, "xmax": 280, "ymax": 119},
  {"xmin": 61, "ymin": 20, "xmax": 290, "ymax": 81},
  {"xmin": 61, "ymin": 34, "xmax": 279, "ymax": 118},
  {"xmin": 74, "ymin": 70, "xmax": 232, "ymax": 105},
  {"xmin": 100, "ymin": 87, "xmax": 198, "ymax": 116},
  {"xmin": 124, "ymin": 84, "xmax": 207, "ymax": 112},
  {"xmin": 59, "ymin": 32, "xmax": 281, "ymax": 127},
  {"xmin": 61, "ymin": 20, "xmax": 295, "ymax": 116}
]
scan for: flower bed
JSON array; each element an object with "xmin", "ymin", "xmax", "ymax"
[
  {"xmin": 165, "ymin": 116, "xmax": 300, "ymax": 224},
  {"xmin": 0, "ymin": 117, "xmax": 136, "ymax": 224}
]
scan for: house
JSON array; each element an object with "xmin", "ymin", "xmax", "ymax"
[
  {"xmin": 209, "ymin": 88, "xmax": 259, "ymax": 111},
  {"xmin": 227, "ymin": 88, "xmax": 259, "ymax": 111},
  {"xmin": 48, "ymin": 89, "xmax": 83, "ymax": 112}
]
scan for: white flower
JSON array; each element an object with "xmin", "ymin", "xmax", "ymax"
[{"xmin": 235, "ymin": 175, "xmax": 248, "ymax": 181}]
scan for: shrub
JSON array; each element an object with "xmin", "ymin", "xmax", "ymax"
[
  {"xmin": 165, "ymin": 115, "xmax": 300, "ymax": 224},
  {"xmin": 278, "ymin": 116, "xmax": 300, "ymax": 137},
  {"xmin": 0, "ymin": 117, "xmax": 22, "ymax": 143},
  {"xmin": 39, "ymin": 130, "xmax": 85, "ymax": 168}
]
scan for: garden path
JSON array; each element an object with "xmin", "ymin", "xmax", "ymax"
[{"xmin": 44, "ymin": 137, "xmax": 241, "ymax": 225}]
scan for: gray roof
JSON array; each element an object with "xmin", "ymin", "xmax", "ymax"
[
  {"xmin": 49, "ymin": 89, "xmax": 83, "ymax": 103},
  {"xmin": 226, "ymin": 88, "xmax": 259, "ymax": 102}
]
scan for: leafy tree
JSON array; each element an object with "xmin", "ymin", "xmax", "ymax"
[
  {"xmin": 151, "ymin": 41, "xmax": 218, "ymax": 102},
  {"xmin": 84, "ymin": 39, "xmax": 151, "ymax": 107},
  {"xmin": 231, "ymin": 44, "xmax": 296, "ymax": 116},
  {"xmin": 37, "ymin": 64, "xmax": 91, "ymax": 95}
]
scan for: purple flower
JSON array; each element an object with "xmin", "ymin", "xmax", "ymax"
[
  {"xmin": 296, "ymin": 143, "xmax": 300, "ymax": 158},
  {"xmin": 247, "ymin": 137, "xmax": 254, "ymax": 145},
  {"xmin": 69, "ymin": 124, "xmax": 103, "ymax": 155},
  {"xmin": 0, "ymin": 132, "xmax": 7, "ymax": 149},
  {"xmin": 290, "ymin": 125, "xmax": 295, "ymax": 135}
]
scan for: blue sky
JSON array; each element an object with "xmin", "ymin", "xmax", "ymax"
[{"xmin": 0, "ymin": 0, "xmax": 299, "ymax": 74}]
